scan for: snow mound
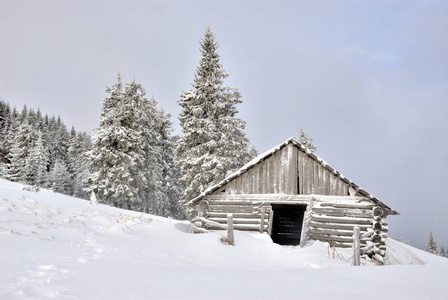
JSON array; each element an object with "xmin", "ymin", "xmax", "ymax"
[{"xmin": 385, "ymin": 238, "xmax": 425, "ymax": 265}]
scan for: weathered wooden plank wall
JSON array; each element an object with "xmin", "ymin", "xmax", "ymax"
[
  {"xmin": 218, "ymin": 143, "xmax": 353, "ymax": 196},
  {"xmin": 296, "ymin": 149, "xmax": 350, "ymax": 196}
]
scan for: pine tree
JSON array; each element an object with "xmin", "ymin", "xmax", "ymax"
[
  {"xmin": 89, "ymin": 74, "xmax": 123, "ymax": 206},
  {"xmin": 176, "ymin": 26, "xmax": 251, "ymax": 202},
  {"xmin": 0, "ymin": 100, "xmax": 12, "ymax": 173},
  {"xmin": 136, "ymin": 94, "xmax": 163, "ymax": 214},
  {"xmin": 54, "ymin": 116, "xmax": 70, "ymax": 164},
  {"xmin": 25, "ymin": 131, "xmax": 48, "ymax": 186},
  {"xmin": 426, "ymin": 232, "xmax": 438, "ymax": 255},
  {"xmin": 90, "ymin": 75, "xmax": 148, "ymax": 209},
  {"xmin": 67, "ymin": 131, "xmax": 92, "ymax": 199},
  {"xmin": 299, "ymin": 127, "xmax": 317, "ymax": 153},
  {"xmin": 155, "ymin": 108, "xmax": 185, "ymax": 219},
  {"xmin": 19, "ymin": 105, "xmax": 28, "ymax": 122},
  {"xmin": 44, "ymin": 115, "xmax": 70, "ymax": 175},
  {"xmin": 7, "ymin": 120, "xmax": 37, "ymax": 182},
  {"xmin": 2, "ymin": 108, "xmax": 19, "ymax": 175},
  {"xmin": 49, "ymin": 159, "xmax": 71, "ymax": 193}
]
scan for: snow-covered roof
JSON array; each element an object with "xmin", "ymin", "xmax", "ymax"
[{"xmin": 187, "ymin": 137, "xmax": 398, "ymax": 215}]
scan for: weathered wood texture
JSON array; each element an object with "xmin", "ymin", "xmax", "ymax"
[
  {"xmin": 215, "ymin": 144, "xmax": 351, "ymax": 197},
  {"xmin": 353, "ymin": 226, "xmax": 361, "ymax": 266},
  {"xmin": 197, "ymin": 195, "xmax": 385, "ymax": 255},
  {"xmin": 198, "ymin": 197, "xmax": 271, "ymax": 232},
  {"xmin": 309, "ymin": 200, "xmax": 378, "ymax": 249},
  {"xmin": 297, "ymin": 149, "xmax": 349, "ymax": 196}
]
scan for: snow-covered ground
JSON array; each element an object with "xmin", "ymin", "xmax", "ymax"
[{"xmin": 1, "ymin": 178, "xmax": 447, "ymax": 299}]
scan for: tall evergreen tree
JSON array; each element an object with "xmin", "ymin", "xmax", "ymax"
[
  {"xmin": 68, "ymin": 131, "xmax": 92, "ymax": 199},
  {"xmin": 25, "ymin": 131, "xmax": 48, "ymax": 186},
  {"xmin": 0, "ymin": 100, "xmax": 12, "ymax": 173},
  {"xmin": 132, "ymin": 94, "xmax": 162, "ymax": 214},
  {"xmin": 90, "ymin": 75, "xmax": 148, "ymax": 209},
  {"xmin": 154, "ymin": 108, "xmax": 184, "ymax": 219},
  {"xmin": 90, "ymin": 73, "xmax": 125, "ymax": 206},
  {"xmin": 176, "ymin": 26, "xmax": 251, "ymax": 202},
  {"xmin": 49, "ymin": 159, "xmax": 71, "ymax": 193},
  {"xmin": 7, "ymin": 119, "xmax": 37, "ymax": 182},
  {"xmin": 2, "ymin": 108, "xmax": 19, "ymax": 174}
]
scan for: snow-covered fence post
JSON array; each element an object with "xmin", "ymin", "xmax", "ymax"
[
  {"xmin": 227, "ymin": 213, "xmax": 234, "ymax": 246},
  {"xmin": 90, "ymin": 191, "xmax": 97, "ymax": 205},
  {"xmin": 353, "ymin": 226, "xmax": 361, "ymax": 266},
  {"xmin": 260, "ymin": 206, "xmax": 266, "ymax": 233},
  {"xmin": 267, "ymin": 209, "xmax": 274, "ymax": 236}
]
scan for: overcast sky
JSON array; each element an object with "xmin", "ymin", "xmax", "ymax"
[{"xmin": 1, "ymin": 0, "xmax": 447, "ymax": 249}]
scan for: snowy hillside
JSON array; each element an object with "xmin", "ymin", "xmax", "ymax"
[{"xmin": 1, "ymin": 178, "xmax": 447, "ymax": 299}]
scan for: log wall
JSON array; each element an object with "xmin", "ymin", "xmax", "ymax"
[{"xmin": 196, "ymin": 194, "xmax": 388, "ymax": 258}]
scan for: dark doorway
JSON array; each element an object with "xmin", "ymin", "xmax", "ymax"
[{"xmin": 271, "ymin": 204, "xmax": 306, "ymax": 246}]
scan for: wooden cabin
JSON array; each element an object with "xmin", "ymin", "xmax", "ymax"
[{"xmin": 187, "ymin": 137, "xmax": 398, "ymax": 260}]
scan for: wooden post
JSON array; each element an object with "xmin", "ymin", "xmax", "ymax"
[
  {"xmin": 260, "ymin": 206, "xmax": 266, "ymax": 233},
  {"xmin": 353, "ymin": 226, "xmax": 360, "ymax": 266},
  {"xmin": 227, "ymin": 213, "xmax": 234, "ymax": 246},
  {"xmin": 267, "ymin": 209, "xmax": 274, "ymax": 237}
]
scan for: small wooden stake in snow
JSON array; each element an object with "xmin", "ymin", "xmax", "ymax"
[
  {"xmin": 90, "ymin": 191, "xmax": 97, "ymax": 205},
  {"xmin": 260, "ymin": 206, "xmax": 266, "ymax": 233},
  {"xmin": 353, "ymin": 226, "xmax": 360, "ymax": 266},
  {"xmin": 227, "ymin": 213, "xmax": 234, "ymax": 246}
]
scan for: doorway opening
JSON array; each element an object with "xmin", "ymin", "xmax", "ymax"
[{"xmin": 271, "ymin": 204, "xmax": 307, "ymax": 246}]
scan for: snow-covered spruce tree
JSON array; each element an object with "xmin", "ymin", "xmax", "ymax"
[
  {"xmin": 89, "ymin": 73, "xmax": 125, "ymax": 206},
  {"xmin": 426, "ymin": 232, "xmax": 438, "ymax": 255},
  {"xmin": 131, "ymin": 92, "xmax": 163, "ymax": 214},
  {"xmin": 299, "ymin": 127, "xmax": 317, "ymax": 153},
  {"xmin": 67, "ymin": 130, "xmax": 92, "ymax": 199},
  {"xmin": 7, "ymin": 119, "xmax": 37, "ymax": 182},
  {"xmin": 0, "ymin": 100, "xmax": 12, "ymax": 173},
  {"xmin": 155, "ymin": 108, "xmax": 185, "ymax": 219},
  {"xmin": 49, "ymin": 159, "xmax": 71, "ymax": 194},
  {"xmin": 89, "ymin": 75, "xmax": 148, "ymax": 209},
  {"xmin": 49, "ymin": 116, "xmax": 70, "ymax": 169},
  {"xmin": 176, "ymin": 26, "xmax": 251, "ymax": 202},
  {"xmin": 25, "ymin": 130, "xmax": 48, "ymax": 186}
]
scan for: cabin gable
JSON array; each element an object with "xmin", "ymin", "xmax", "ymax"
[{"xmin": 213, "ymin": 143, "xmax": 350, "ymax": 197}]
